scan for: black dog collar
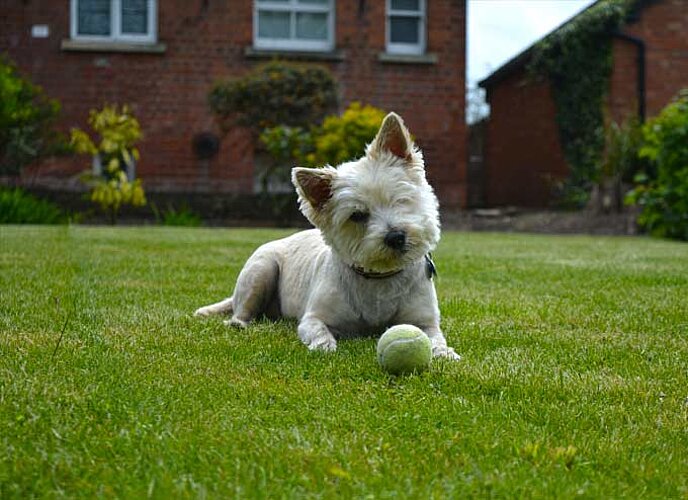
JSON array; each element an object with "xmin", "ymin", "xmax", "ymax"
[
  {"xmin": 351, "ymin": 266, "xmax": 403, "ymax": 279},
  {"xmin": 351, "ymin": 254, "xmax": 437, "ymax": 280}
]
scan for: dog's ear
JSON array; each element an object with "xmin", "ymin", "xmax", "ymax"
[
  {"xmin": 368, "ymin": 112, "xmax": 412, "ymax": 160},
  {"xmin": 292, "ymin": 167, "xmax": 335, "ymax": 211}
]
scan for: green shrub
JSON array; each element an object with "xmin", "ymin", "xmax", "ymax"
[
  {"xmin": 259, "ymin": 125, "xmax": 312, "ymax": 165},
  {"xmin": 0, "ymin": 56, "xmax": 65, "ymax": 176},
  {"xmin": 209, "ymin": 61, "xmax": 338, "ymax": 132},
  {"xmin": 0, "ymin": 188, "xmax": 66, "ymax": 224},
  {"xmin": 71, "ymin": 105, "xmax": 146, "ymax": 224},
  {"xmin": 259, "ymin": 101, "xmax": 386, "ymax": 167},
  {"xmin": 626, "ymin": 90, "xmax": 688, "ymax": 240},
  {"xmin": 257, "ymin": 125, "xmax": 313, "ymax": 192},
  {"xmin": 307, "ymin": 102, "xmax": 386, "ymax": 167}
]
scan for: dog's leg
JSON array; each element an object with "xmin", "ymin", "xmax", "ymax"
[
  {"xmin": 226, "ymin": 256, "xmax": 280, "ymax": 328},
  {"xmin": 194, "ymin": 297, "xmax": 233, "ymax": 317},
  {"xmin": 297, "ymin": 315, "xmax": 337, "ymax": 352},
  {"xmin": 423, "ymin": 325, "xmax": 461, "ymax": 360},
  {"xmin": 395, "ymin": 284, "xmax": 461, "ymax": 360}
]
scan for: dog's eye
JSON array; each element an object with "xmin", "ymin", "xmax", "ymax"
[{"xmin": 349, "ymin": 211, "xmax": 370, "ymax": 223}]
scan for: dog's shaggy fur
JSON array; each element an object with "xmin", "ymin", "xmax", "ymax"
[{"xmin": 195, "ymin": 112, "xmax": 459, "ymax": 359}]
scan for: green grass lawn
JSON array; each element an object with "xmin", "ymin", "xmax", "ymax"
[{"xmin": 1, "ymin": 225, "xmax": 687, "ymax": 498}]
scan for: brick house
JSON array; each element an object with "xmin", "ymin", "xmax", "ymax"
[
  {"xmin": 1, "ymin": 0, "xmax": 467, "ymax": 208},
  {"xmin": 478, "ymin": 0, "xmax": 688, "ymax": 208}
]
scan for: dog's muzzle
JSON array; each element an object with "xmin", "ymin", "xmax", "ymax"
[{"xmin": 384, "ymin": 230, "xmax": 407, "ymax": 252}]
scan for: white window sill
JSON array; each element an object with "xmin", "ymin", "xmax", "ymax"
[
  {"xmin": 244, "ymin": 46, "xmax": 344, "ymax": 62},
  {"xmin": 61, "ymin": 39, "xmax": 167, "ymax": 54},
  {"xmin": 377, "ymin": 52, "xmax": 438, "ymax": 65}
]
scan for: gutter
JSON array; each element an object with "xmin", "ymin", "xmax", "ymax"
[{"xmin": 611, "ymin": 31, "xmax": 646, "ymax": 123}]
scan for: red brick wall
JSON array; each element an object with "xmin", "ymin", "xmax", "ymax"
[
  {"xmin": 608, "ymin": 38, "xmax": 640, "ymax": 125},
  {"xmin": 483, "ymin": 68, "xmax": 569, "ymax": 208},
  {"xmin": 482, "ymin": 0, "xmax": 688, "ymax": 208},
  {"xmin": 1, "ymin": 0, "xmax": 467, "ymax": 207},
  {"xmin": 617, "ymin": 0, "xmax": 688, "ymax": 119}
]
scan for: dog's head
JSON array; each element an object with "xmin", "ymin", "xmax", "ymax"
[{"xmin": 292, "ymin": 112, "xmax": 440, "ymax": 274}]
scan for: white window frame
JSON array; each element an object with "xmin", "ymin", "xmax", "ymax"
[
  {"xmin": 386, "ymin": 0, "xmax": 426, "ymax": 55},
  {"xmin": 254, "ymin": 0, "xmax": 335, "ymax": 52},
  {"xmin": 70, "ymin": 0, "xmax": 157, "ymax": 44}
]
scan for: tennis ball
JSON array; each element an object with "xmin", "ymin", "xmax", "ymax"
[{"xmin": 377, "ymin": 324, "xmax": 432, "ymax": 375}]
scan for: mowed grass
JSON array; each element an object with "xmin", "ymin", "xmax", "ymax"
[{"xmin": 1, "ymin": 225, "xmax": 687, "ymax": 498}]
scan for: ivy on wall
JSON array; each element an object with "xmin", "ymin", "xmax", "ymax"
[{"xmin": 527, "ymin": 0, "xmax": 638, "ymax": 204}]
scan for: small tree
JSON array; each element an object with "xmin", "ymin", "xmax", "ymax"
[
  {"xmin": 0, "ymin": 56, "xmax": 64, "ymax": 177},
  {"xmin": 70, "ymin": 105, "xmax": 146, "ymax": 224},
  {"xmin": 208, "ymin": 61, "xmax": 338, "ymax": 133},
  {"xmin": 209, "ymin": 61, "xmax": 338, "ymax": 207}
]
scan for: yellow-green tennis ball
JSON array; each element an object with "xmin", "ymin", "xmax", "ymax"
[{"xmin": 377, "ymin": 325, "xmax": 432, "ymax": 375}]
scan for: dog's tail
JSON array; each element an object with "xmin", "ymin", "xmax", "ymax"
[{"xmin": 194, "ymin": 297, "xmax": 234, "ymax": 317}]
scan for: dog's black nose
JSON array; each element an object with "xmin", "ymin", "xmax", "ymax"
[{"xmin": 384, "ymin": 230, "xmax": 407, "ymax": 251}]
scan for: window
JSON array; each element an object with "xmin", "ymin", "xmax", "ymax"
[
  {"xmin": 386, "ymin": 0, "xmax": 426, "ymax": 55},
  {"xmin": 70, "ymin": 0, "xmax": 157, "ymax": 43},
  {"xmin": 254, "ymin": 0, "xmax": 335, "ymax": 52}
]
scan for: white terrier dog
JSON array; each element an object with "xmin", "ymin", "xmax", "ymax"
[{"xmin": 195, "ymin": 112, "xmax": 460, "ymax": 360}]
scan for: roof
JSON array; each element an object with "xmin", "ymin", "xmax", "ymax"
[{"xmin": 478, "ymin": 0, "xmax": 654, "ymax": 89}]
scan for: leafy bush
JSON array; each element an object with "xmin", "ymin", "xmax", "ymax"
[
  {"xmin": 259, "ymin": 125, "xmax": 312, "ymax": 165},
  {"xmin": 0, "ymin": 56, "xmax": 64, "ymax": 176},
  {"xmin": 257, "ymin": 125, "xmax": 313, "ymax": 192},
  {"xmin": 0, "ymin": 188, "xmax": 66, "ymax": 224},
  {"xmin": 209, "ymin": 61, "xmax": 338, "ymax": 132},
  {"xmin": 626, "ymin": 90, "xmax": 688, "ymax": 240},
  {"xmin": 87, "ymin": 171, "xmax": 146, "ymax": 223},
  {"xmin": 307, "ymin": 102, "xmax": 387, "ymax": 167},
  {"xmin": 260, "ymin": 102, "xmax": 385, "ymax": 167},
  {"xmin": 71, "ymin": 105, "xmax": 146, "ymax": 224}
]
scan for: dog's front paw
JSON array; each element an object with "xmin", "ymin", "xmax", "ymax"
[
  {"xmin": 306, "ymin": 334, "xmax": 337, "ymax": 352},
  {"xmin": 224, "ymin": 317, "xmax": 248, "ymax": 329},
  {"xmin": 298, "ymin": 317, "xmax": 337, "ymax": 353},
  {"xmin": 432, "ymin": 345, "xmax": 461, "ymax": 361}
]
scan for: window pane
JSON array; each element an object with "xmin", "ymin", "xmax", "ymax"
[
  {"xmin": 258, "ymin": 11, "xmax": 291, "ymax": 39},
  {"xmin": 391, "ymin": 0, "xmax": 420, "ymax": 11},
  {"xmin": 390, "ymin": 16, "xmax": 419, "ymax": 44},
  {"xmin": 78, "ymin": 0, "xmax": 111, "ymax": 36},
  {"xmin": 298, "ymin": 0, "xmax": 329, "ymax": 4},
  {"xmin": 296, "ymin": 12, "xmax": 328, "ymax": 40},
  {"xmin": 122, "ymin": 0, "xmax": 148, "ymax": 34}
]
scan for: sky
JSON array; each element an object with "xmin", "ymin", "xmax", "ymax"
[{"xmin": 468, "ymin": 0, "xmax": 598, "ymax": 87}]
